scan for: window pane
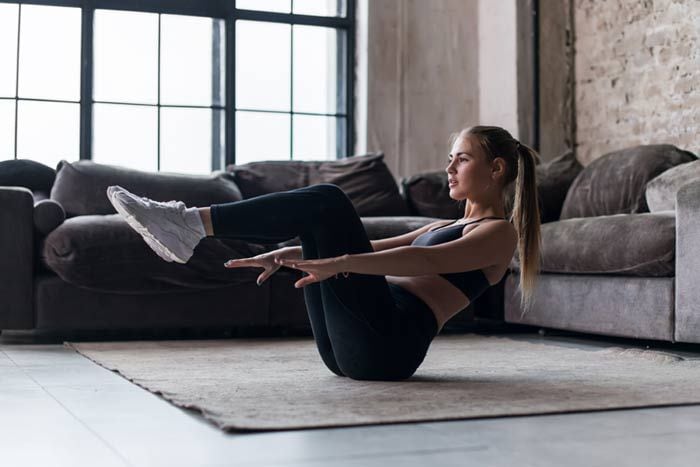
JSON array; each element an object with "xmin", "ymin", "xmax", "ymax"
[
  {"xmin": 0, "ymin": 100, "xmax": 15, "ymax": 158},
  {"xmin": 236, "ymin": 21, "xmax": 290, "ymax": 111},
  {"xmin": 235, "ymin": 111, "xmax": 290, "ymax": 164},
  {"xmin": 293, "ymin": 25, "xmax": 344, "ymax": 114},
  {"xmin": 94, "ymin": 10, "xmax": 158, "ymax": 105},
  {"xmin": 236, "ymin": 0, "xmax": 290, "ymax": 14},
  {"xmin": 161, "ymin": 15, "xmax": 224, "ymax": 107},
  {"xmin": 293, "ymin": 115, "xmax": 340, "ymax": 160},
  {"xmin": 0, "ymin": 4, "xmax": 18, "ymax": 98},
  {"xmin": 160, "ymin": 107, "xmax": 218, "ymax": 174},
  {"xmin": 18, "ymin": 5, "xmax": 81, "ymax": 101},
  {"xmin": 17, "ymin": 100, "xmax": 79, "ymax": 168},
  {"xmin": 93, "ymin": 103, "xmax": 157, "ymax": 172},
  {"xmin": 293, "ymin": 0, "xmax": 346, "ymax": 17}
]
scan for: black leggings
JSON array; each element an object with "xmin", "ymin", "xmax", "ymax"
[{"xmin": 209, "ymin": 183, "xmax": 439, "ymax": 381}]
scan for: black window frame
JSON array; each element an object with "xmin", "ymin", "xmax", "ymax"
[{"xmin": 0, "ymin": 0, "xmax": 356, "ymax": 168}]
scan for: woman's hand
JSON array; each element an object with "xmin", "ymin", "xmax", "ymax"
[
  {"xmin": 224, "ymin": 246, "xmax": 301, "ymax": 286},
  {"xmin": 275, "ymin": 254, "xmax": 350, "ymax": 288}
]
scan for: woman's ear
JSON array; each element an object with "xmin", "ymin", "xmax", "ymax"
[{"xmin": 491, "ymin": 157, "xmax": 507, "ymax": 180}]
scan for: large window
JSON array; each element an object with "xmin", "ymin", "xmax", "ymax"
[
  {"xmin": 0, "ymin": 0, "xmax": 354, "ymax": 173},
  {"xmin": 0, "ymin": 3, "xmax": 81, "ymax": 169}
]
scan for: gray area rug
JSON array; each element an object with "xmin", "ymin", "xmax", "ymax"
[{"xmin": 66, "ymin": 334, "xmax": 700, "ymax": 432}]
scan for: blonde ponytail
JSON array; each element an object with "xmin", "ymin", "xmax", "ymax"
[
  {"xmin": 459, "ymin": 126, "xmax": 542, "ymax": 318},
  {"xmin": 511, "ymin": 142, "xmax": 542, "ymax": 317}
]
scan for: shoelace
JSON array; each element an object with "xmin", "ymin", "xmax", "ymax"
[{"xmin": 139, "ymin": 196, "xmax": 186, "ymax": 212}]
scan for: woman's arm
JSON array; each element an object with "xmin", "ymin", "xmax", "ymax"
[
  {"xmin": 369, "ymin": 220, "xmax": 450, "ymax": 252},
  {"xmin": 344, "ymin": 221, "xmax": 516, "ymax": 276},
  {"xmin": 274, "ymin": 221, "xmax": 515, "ymax": 288}
]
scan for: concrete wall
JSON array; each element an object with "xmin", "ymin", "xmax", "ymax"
[
  {"xmin": 357, "ymin": 0, "xmax": 480, "ymax": 179},
  {"xmin": 538, "ymin": 0, "xmax": 575, "ymax": 161},
  {"xmin": 356, "ymin": 0, "xmax": 699, "ymax": 176},
  {"xmin": 478, "ymin": 0, "xmax": 519, "ymax": 138},
  {"xmin": 574, "ymin": 0, "xmax": 699, "ymax": 164},
  {"xmin": 478, "ymin": 0, "xmax": 520, "ymax": 138}
]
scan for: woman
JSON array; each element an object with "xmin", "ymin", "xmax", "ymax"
[{"xmin": 107, "ymin": 125, "xmax": 541, "ymax": 381}]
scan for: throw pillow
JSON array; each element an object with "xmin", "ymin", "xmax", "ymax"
[
  {"xmin": 309, "ymin": 153, "xmax": 410, "ymax": 216},
  {"xmin": 645, "ymin": 159, "xmax": 700, "ymax": 212},
  {"xmin": 401, "ymin": 171, "xmax": 463, "ymax": 219},
  {"xmin": 51, "ymin": 160, "xmax": 243, "ymax": 217},
  {"xmin": 228, "ymin": 153, "xmax": 409, "ymax": 217},
  {"xmin": 225, "ymin": 160, "xmax": 311, "ymax": 199},
  {"xmin": 505, "ymin": 148, "xmax": 583, "ymax": 223},
  {"xmin": 560, "ymin": 144, "xmax": 696, "ymax": 219}
]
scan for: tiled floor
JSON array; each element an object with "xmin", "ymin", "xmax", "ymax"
[{"xmin": 2, "ymin": 328, "xmax": 700, "ymax": 467}]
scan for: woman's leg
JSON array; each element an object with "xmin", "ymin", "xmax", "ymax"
[
  {"xmin": 297, "ymin": 233, "xmax": 346, "ymax": 377},
  {"xmin": 198, "ymin": 208, "xmax": 215, "ymax": 236},
  {"xmin": 209, "ymin": 184, "xmax": 426, "ymax": 380}
]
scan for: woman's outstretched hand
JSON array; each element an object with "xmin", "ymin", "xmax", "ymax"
[
  {"xmin": 224, "ymin": 247, "xmax": 300, "ymax": 286},
  {"xmin": 275, "ymin": 255, "xmax": 350, "ymax": 288}
]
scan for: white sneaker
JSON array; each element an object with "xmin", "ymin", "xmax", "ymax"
[{"xmin": 106, "ymin": 185, "xmax": 205, "ymax": 264}]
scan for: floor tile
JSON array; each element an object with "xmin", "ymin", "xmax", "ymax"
[
  {"xmin": 0, "ymin": 377, "xmax": 131, "ymax": 467},
  {"xmin": 2, "ymin": 333, "xmax": 700, "ymax": 467},
  {"xmin": 0, "ymin": 349, "xmax": 15, "ymax": 366},
  {"xmin": 421, "ymin": 404, "xmax": 700, "ymax": 445},
  {"xmin": 1, "ymin": 344, "xmax": 91, "ymax": 367}
]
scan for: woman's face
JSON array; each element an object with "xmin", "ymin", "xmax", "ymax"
[{"xmin": 445, "ymin": 134, "xmax": 494, "ymax": 201}]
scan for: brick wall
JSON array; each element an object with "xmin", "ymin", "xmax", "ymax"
[{"xmin": 574, "ymin": 0, "xmax": 699, "ymax": 164}]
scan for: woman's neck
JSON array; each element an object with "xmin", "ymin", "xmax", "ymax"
[{"xmin": 463, "ymin": 204, "xmax": 506, "ymax": 221}]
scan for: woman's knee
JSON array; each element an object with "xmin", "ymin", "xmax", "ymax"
[
  {"xmin": 310, "ymin": 183, "xmax": 345, "ymax": 196},
  {"xmin": 316, "ymin": 343, "xmax": 347, "ymax": 377},
  {"xmin": 305, "ymin": 184, "xmax": 355, "ymax": 220},
  {"xmin": 310, "ymin": 184, "xmax": 351, "ymax": 206},
  {"xmin": 336, "ymin": 355, "xmax": 417, "ymax": 381},
  {"xmin": 344, "ymin": 368, "xmax": 415, "ymax": 382}
]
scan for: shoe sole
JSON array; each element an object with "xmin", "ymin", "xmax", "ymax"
[{"xmin": 107, "ymin": 188, "xmax": 189, "ymax": 264}]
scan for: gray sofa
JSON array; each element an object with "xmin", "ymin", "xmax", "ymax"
[
  {"xmin": 0, "ymin": 154, "xmax": 495, "ymax": 334},
  {"xmin": 504, "ymin": 145, "xmax": 700, "ymax": 344},
  {"xmin": 2, "ymin": 144, "xmax": 698, "ymax": 344}
]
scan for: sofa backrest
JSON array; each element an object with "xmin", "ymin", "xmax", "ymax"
[
  {"xmin": 0, "ymin": 159, "xmax": 55, "ymax": 199},
  {"xmin": 560, "ymin": 144, "xmax": 696, "ymax": 220},
  {"xmin": 226, "ymin": 153, "xmax": 409, "ymax": 217},
  {"xmin": 51, "ymin": 160, "xmax": 243, "ymax": 217}
]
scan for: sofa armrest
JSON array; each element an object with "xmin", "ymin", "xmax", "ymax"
[
  {"xmin": 675, "ymin": 179, "xmax": 700, "ymax": 343},
  {"xmin": 0, "ymin": 186, "xmax": 34, "ymax": 329},
  {"xmin": 33, "ymin": 198, "xmax": 66, "ymax": 235}
]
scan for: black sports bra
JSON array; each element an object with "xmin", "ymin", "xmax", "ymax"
[{"xmin": 411, "ymin": 216, "xmax": 506, "ymax": 302}]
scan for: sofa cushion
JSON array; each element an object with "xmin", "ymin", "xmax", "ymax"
[
  {"xmin": 42, "ymin": 214, "xmax": 437, "ymax": 293},
  {"xmin": 51, "ymin": 160, "xmax": 243, "ymax": 217},
  {"xmin": 510, "ymin": 211, "xmax": 676, "ymax": 276},
  {"xmin": 645, "ymin": 159, "xmax": 700, "ymax": 212},
  {"xmin": 228, "ymin": 153, "xmax": 409, "ymax": 216},
  {"xmin": 42, "ymin": 214, "xmax": 270, "ymax": 293},
  {"xmin": 402, "ymin": 149, "xmax": 583, "ymax": 223},
  {"xmin": 560, "ymin": 144, "xmax": 696, "ymax": 219}
]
